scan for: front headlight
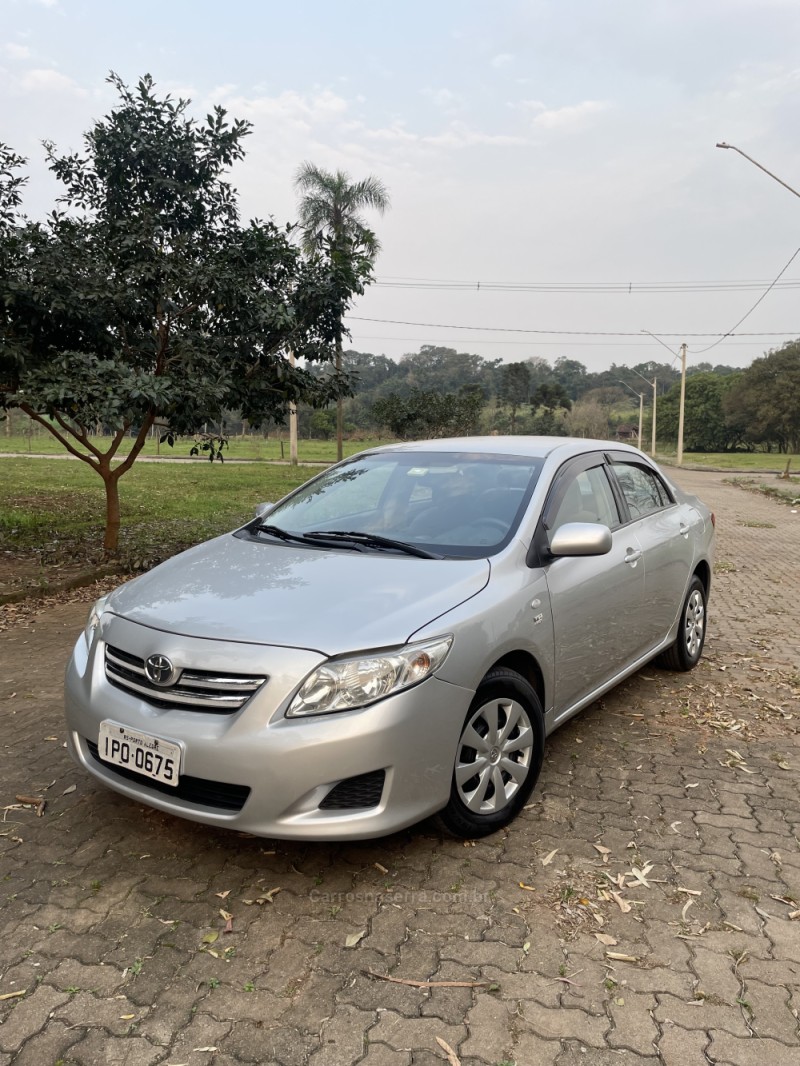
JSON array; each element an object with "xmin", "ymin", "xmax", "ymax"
[
  {"xmin": 83, "ymin": 594, "xmax": 110, "ymax": 649},
  {"xmin": 287, "ymin": 636, "xmax": 453, "ymax": 718}
]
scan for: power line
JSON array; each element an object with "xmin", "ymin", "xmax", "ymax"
[
  {"xmin": 690, "ymin": 244, "xmax": 800, "ymax": 355},
  {"xmin": 351, "ymin": 334, "xmax": 766, "ymax": 347},
  {"xmin": 347, "ymin": 315, "xmax": 800, "ymax": 338},
  {"xmin": 375, "ymin": 275, "xmax": 800, "ymax": 294}
]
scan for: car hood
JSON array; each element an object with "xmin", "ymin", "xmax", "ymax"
[{"xmin": 106, "ymin": 533, "xmax": 491, "ymax": 655}]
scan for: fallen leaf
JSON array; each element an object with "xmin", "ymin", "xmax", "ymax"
[
  {"xmin": 215, "ymin": 891, "xmax": 230, "ymax": 900},
  {"xmin": 345, "ymin": 930, "xmax": 366, "ymax": 948},
  {"xmin": 594, "ymin": 933, "xmax": 618, "ymax": 946},
  {"xmin": 777, "ymin": 761, "xmax": 791, "ymax": 771},
  {"xmin": 193, "ymin": 1050, "xmax": 218, "ymax": 1054},
  {"xmin": 522, "ymin": 941, "xmax": 531, "ymax": 954},
  {"xmin": 435, "ymin": 1036, "xmax": 461, "ymax": 1066},
  {"xmin": 62, "ymin": 784, "xmax": 77, "ymax": 795},
  {"xmin": 669, "ymin": 821, "xmax": 682, "ymax": 833},
  {"xmin": 202, "ymin": 932, "xmax": 219, "ymax": 945},
  {"xmin": 373, "ymin": 862, "xmax": 389, "ymax": 874},
  {"xmin": 676, "ymin": 887, "xmax": 701, "ymax": 896},
  {"xmin": 541, "ymin": 849, "xmax": 558, "ymax": 866},
  {"xmin": 606, "ymin": 952, "xmax": 639, "ymax": 963},
  {"xmin": 120, "ymin": 1014, "xmax": 135, "ymax": 1020},
  {"xmin": 0, "ymin": 990, "xmax": 26, "ymax": 1001},
  {"xmin": 219, "ymin": 909, "xmax": 232, "ymax": 921},
  {"xmin": 610, "ymin": 891, "xmax": 631, "ymax": 913},
  {"xmin": 518, "ymin": 882, "xmax": 536, "ymax": 891},
  {"xmin": 685, "ymin": 782, "xmax": 699, "ymax": 789},
  {"xmin": 681, "ymin": 899, "xmax": 695, "ymax": 921},
  {"xmin": 789, "ymin": 910, "xmax": 800, "ymax": 920}
]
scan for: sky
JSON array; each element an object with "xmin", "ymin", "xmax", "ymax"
[{"xmin": 3, "ymin": 0, "xmax": 800, "ymax": 374}]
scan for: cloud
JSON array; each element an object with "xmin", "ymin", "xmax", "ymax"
[
  {"xmin": 531, "ymin": 100, "xmax": 611, "ymax": 129},
  {"xmin": 19, "ymin": 68, "xmax": 85, "ymax": 95},
  {"xmin": 3, "ymin": 44, "xmax": 31, "ymax": 60},
  {"xmin": 491, "ymin": 53, "xmax": 514, "ymax": 69},
  {"xmin": 211, "ymin": 87, "xmax": 348, "ymax": 134},
  {"xmin": 421, "ymin": 87, "xmax": 462, "ymax": 112},
  {"xmin": 423, "ymin": 121, "xmax": 527, "ymax": 149}
]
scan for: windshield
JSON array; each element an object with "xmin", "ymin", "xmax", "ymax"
[{"xmin": 257, "ymin": 450, "xmax": 544, "ymax": 559}]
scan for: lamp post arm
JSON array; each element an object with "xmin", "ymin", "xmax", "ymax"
[{"xmin": 716, "ymin": 143, "xmax": 800, "ymax": 202}]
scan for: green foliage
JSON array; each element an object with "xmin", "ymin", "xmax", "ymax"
[
  {"xmin": 372, "ymin": 387, "xmax": 483, "ymax": 439},
  {"xmin": 1, "ymin": 74, "xmax": 374, "ymax": 550},
  {"xmin": 722, "ymin": 342, "xmax": 800, "ymax": 453},
  {"xmin": 658, "ymin": 372, "xmax": 738, "ymax": 452}
]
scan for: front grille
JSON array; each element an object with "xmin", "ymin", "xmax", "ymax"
[
  {"xmin": 319, "ymin": 770, "xmax": 386, "ymax": 810},
  {"xmin": 86, "ymin": 740, "xmax": 250, "ymax": 812},
  {"xmin": 105, "ymin": 644, "xmax": 266, "ymax": 714}
]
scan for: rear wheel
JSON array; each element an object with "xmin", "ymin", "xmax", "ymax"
[
  {"xmin": 656, "ymin": 575, "xmax": 706, "ymax": 671},
  {"xmin": 438, "ymin": 668, "xmax": 545, "ymax": 838}
]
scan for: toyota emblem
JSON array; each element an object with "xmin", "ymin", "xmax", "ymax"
[{"xmin": 145, "ymin": 654, "xmax": 176, "ymax": 687}]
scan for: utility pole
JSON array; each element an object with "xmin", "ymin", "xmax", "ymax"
[
  {"xmin": 629, "ymin": 366, "xmax": 658, "ymax": 455},
  {"xmin": 677, "ymin": 343, "xmax": 687, "ymax": 466}
]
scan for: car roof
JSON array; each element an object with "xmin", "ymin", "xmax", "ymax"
[{"xmin": 364, "ymin": 436, "xmax": 647, "ymax": 462}]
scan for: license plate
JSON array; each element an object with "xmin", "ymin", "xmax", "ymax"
[{"xmin": 98, "ymin": 721, "xmax": 181, "ymax": 787}]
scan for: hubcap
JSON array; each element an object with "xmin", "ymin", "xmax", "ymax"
[
  {"xmin": 684, "ymin": 589, "xmax": 705, "ymax": 658},
  {"xmin": 455, "ymin": 698, "xmax": 534, "ymax": 814}
]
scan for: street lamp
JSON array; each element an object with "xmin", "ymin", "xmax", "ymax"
[{"xmin": 618, "ymin": 381, "xmax": 643, "ymax": 451}]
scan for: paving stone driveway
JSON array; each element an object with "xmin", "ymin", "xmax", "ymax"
[{"xmin": 1, "ymin": 470, "xmax": 798, "ymax": 1066}]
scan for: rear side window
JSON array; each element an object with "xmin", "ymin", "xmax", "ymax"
[{"xmin": 614, "ymin": 463, "xmax": 672, "ymax": 519}]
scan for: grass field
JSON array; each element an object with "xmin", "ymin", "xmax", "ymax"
[
  {"xmin": 0, "ymin": 457, "xmax": 313, "ymax": 569},
  {"xmin": 658, "ymin": 451, "xmax": 799, "ymax": 472},
  {"xmin": 0, "ymin": 432, "xmax": 390, "ymax": 463}
]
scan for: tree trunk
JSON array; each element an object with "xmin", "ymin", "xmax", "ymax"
[
  {"xmin": 335, "ymin": 335, "xmax": 343, "ymax": 462},
  {"xmin": 101, "ymin": 467, "xmax": 122, "ymax": 553}
]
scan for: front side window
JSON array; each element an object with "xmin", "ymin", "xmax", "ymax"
[
  {"xmin": 550, "ymin": 465, "xmax": 620, "ymax": 532},
  {"xmin": 613, "ymin": 462, "xmax": 672, "ymax": 519}
]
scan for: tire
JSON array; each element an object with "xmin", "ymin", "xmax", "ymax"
[
  {"xmin": 656, "ymin": 575, "xmax": 707, "ymax": 672},
  {"xmin": 438, "ymin": 668, "xmax": 545, "ymax": 839}
]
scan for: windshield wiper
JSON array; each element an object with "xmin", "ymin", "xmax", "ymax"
[
  {"xmin": 254, "ymin": 523, "xmax": 319, "ymax": 546},
  {"xmin": 303, "ymin": 530, "xmax": 441, "ymax": 559}
]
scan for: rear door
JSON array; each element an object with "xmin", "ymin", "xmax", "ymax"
[
  {"xmin": 539, "ymin": 456, "xmax": 648, "ymax": 718},
  {"xmin": 607, "ymin": 456, "xmax": 697, "ymax": 649}
]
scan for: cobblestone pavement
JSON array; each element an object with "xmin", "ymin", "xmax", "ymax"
[{"xmin": 1, "ymin": 471, "xmax": 798, "ymax": 1066}]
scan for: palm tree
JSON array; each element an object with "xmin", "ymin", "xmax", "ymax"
[{"xmin": 294, "ymin": 163, "xmax": 390, "ymax": 460}]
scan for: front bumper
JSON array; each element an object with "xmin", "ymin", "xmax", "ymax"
[{"xmin": 64, "ymin": 618, "xmax": 473, "ymax": 840}]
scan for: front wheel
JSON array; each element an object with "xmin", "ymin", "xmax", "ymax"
[
  {"xmin": 438, "ymin": 668, "xmax": 545, "ymax": 839},
  {"xmin": 656, "ymin": 575, "xmax": 707, "ymax": 672}
]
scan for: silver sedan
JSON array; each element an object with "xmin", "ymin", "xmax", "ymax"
[{"xmin": 64, "ymin": 437, "xmax": 714, "ymax": 840}]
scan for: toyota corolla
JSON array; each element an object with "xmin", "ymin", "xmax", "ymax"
[{"xmin": 64, "ymin": 436, "xmax": 714, "ymax": 840}]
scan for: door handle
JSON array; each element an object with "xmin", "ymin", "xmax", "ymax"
[
  {"xmin": 624, "ymin": 548, "xmax": 642, "ymax": 566},
  {"xmin": 679, "ymin": 523, "xmax": 690, "ymax": 538}
]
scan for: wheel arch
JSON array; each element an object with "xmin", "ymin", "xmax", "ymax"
[
  {"xmin": 693, "ymin": 558, "xmax": 711, "ymax": 597},
  {"xmin": 486, "ymin": 650, "xmax": 547, "ymax": 712}
]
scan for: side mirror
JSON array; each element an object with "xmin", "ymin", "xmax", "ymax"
[
  {"xmin": 549, "ymin": 522, "xmax": 612, "ymax": 557},
  {"xmin": 254, "ymin": 501, "xmax": 274, "ymax": 519}
]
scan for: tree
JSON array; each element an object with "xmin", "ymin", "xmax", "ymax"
[
  {"xmin": 1, "ymin": 75, "xmax": 363, "ymax": 552},
  {"xmin": 372, "ymin": 387, "xmax": 482, "ymax": 440},
  {"xmin": 722, "ymin": 343, "xmax": 800, "ymax": 453},
  {"xmin": 658, "ymin": 373, "xmax": 736, "ymax": 452},
  {"xmin": 294, "ymin": 163, "xmax": 389, "ymax": 460},
  {"xmin": 498, "ymin": 362, "xmax": 531, "ymax": 433}
]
